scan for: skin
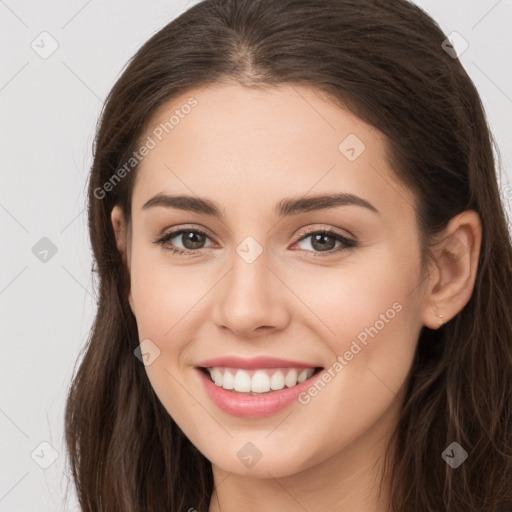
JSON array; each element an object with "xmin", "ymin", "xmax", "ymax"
[{"xmin": 111, "ymin": 83, "xmax": 481, "ymax": 511}]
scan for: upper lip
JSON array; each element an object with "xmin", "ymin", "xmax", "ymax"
[{"xmin": 195, "ymin": 356, "xmax": 322, "ymax": 370}]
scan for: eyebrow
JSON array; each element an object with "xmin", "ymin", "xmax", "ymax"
[{"xmin": 142, "ymin": 192, "xmax": 379, "ymax": 218}]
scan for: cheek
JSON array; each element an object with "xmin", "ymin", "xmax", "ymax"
[
  {"xmin": 128, "ymin": 248, "xmax": 213, "ymax": 408},
  {"xmin": 129, "ymin": 247, "xmax": 208, "ymax": 341},
  {"xmin": 290, "ymin": 249, "xmax": 423, "ymax": 396},
  {"xmin": 286, "ymin": 273, "xmax": 421, "ymax": 467},
  {"xmin": 128, "ymin": 252, "xmax": 206, "ymax": 425},
  {"xmin": 290, "ymin": 247, "xmax": 422, "ymax": 345}
]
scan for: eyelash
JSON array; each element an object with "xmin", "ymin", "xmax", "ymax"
[{"xmin": 153, "ymin": 226, "xmax": 357, "ymax": 257}]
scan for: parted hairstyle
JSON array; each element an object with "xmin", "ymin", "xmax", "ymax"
[{"xmin": 64, "ymin": 0, "xmax": 512, "ymax": 510}]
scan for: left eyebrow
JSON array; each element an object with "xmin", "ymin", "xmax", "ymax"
[
  {"xmin": 141, "ymin": 192, "xmax": 379, "ymax": 218},
  {"xmin": 274, "ymin": 193, "xmax": 379, "ymax": 217}
]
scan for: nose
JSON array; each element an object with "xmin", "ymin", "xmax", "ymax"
[{"xmin": 213, "ymin": 249, "xmax": 291, "ymax": 339}]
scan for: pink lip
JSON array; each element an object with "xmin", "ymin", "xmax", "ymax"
[
  {"xmin": 195, "ymin": 366, "xmax": 322, "ymax": 418},
  {"xmin": 196, "ymin": 356, "xmax": 318, "ymax": 370}
]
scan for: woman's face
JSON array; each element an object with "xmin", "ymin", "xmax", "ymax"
[{"xmin": 114, "ymin": 83, "xmax": 430, "ymax": 478}]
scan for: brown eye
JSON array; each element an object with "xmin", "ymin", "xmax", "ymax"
[
  {"xmin": 155, "ymin": 228, "xmax": 214, "ymax": 254},
  {"xmin": 179, "ymin": 230, "xmax": 207, "ymax": 249},
  {"xmin": 310, "ymin": 233, "xmax": 337, "ymax": 251},
  {"xmin": 294, "ymin": 229, "xmax": 357, "ymax": 256}
]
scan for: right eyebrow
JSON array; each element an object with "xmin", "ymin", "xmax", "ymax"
[
  {"xmin": 142, "ymin": 194, "xmax": 224, "ymax": 217},
  {"xmin": 141, "ymin": 191, "xmax": 379, "ymax": 218}
]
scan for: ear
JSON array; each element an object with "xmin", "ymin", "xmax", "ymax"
[
  {"xmin": 422, "ymin": 210, "xmax": 482, "ymax": 329},
  {"xmin": 111, "ymin": 205, "xmax": 134, "ymax": 313}
]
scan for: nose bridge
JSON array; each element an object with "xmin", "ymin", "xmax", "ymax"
[
  {"xmin": 227, "ymin": 238, "xmax": 273, "ymax": 310},
  {"xmin": 214, "ymin": 235, "xmax": 289, "ymax": 336},
  {"xmin": 231, "ymin": 238, "xmax": 269, "ymax": 298}
]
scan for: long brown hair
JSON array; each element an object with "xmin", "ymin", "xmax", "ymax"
[{"xmin": 64, "ymin": 0, "xmax": 512, "ymax": 510}]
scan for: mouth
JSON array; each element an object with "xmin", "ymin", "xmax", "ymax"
[
  {"xmin": 198, "ymin": 366, "xmax": 323, "ymax": 395},
  {"xmin": 194, "ymin": 356, "xmax": 325, "ymax": 417}
]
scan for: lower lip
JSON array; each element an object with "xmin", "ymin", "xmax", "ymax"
[{"xmin": 196, "ymin": 368, "xmax": 320, "ymax": 418}]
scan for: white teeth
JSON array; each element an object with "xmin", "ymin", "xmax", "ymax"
[
  {"xmin": 251, "ymin": 371, "xmax": 271, "ymax": 393},
  {"xmin": 285, "ymin": 369, "xmax": 298, "ymax": 388},
  {"xmin": 206, "ymin": 367, "xmax": 316, "ymax": 393},
  {"xmin": 222, "ymin": 370, "xmax": 235, "ymax": 390},
  {"xmin": 270, "ymin": 371, "xmax": 285, "ymax": 390},
  {"xmin": 297, "ymin": 369, "xmax": 309, "ymax": 383},
  {"xmin": 234, "ymin": 369, "xmax": 252, "ymax": 392},
  {"xmin": 212, "ymin": 368, "xmax": 223, "ymax": 386}
]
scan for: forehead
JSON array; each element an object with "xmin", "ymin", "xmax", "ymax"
[{"xmin": 131, "ymin": 83, "xmax": 416, "ymax": 220}]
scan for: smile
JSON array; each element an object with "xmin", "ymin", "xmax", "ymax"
[
  {"xmin": 195, "ymin": 356, "xmax": 324, "ymax": 418},
  {"xmin": 204, "ymin": 367, "xmax": 317, "ymax": 393}
]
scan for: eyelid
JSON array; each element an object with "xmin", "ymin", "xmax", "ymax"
[
  {"xmin": 291, "ymin": 225, "xmax": 356, "ymax": 253},
  {"xmin": 155, "ymin": 224, "xmax": 357, "ymax": 255},
  {"xmin": 156, "ymin": 224, "xmax": 216, "ymax": 239},
  {"xmin": 151, "ymin": 226, "xmax": 211, "ymax": 258},
  {"xmin": 294, "ymin": 224, "xmax": 356, "ymax": 241}
]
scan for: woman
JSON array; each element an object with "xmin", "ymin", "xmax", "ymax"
[{"xmin": 64, "ymin": 0, "xmax": 512, "ymax": 510}]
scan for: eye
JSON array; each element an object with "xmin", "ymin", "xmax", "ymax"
[
  {"xmin": 292, "ymin": 228, "xmax": 357, "ymax": 256},
  {"xmin": 154, "ymin": 226, "xmax": 357, "ymax": 257},
  {"xmin": 154, "ymin": 227, "xmax": 215, "ymax": 255}
]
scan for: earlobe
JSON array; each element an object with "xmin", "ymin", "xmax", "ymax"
[{"xmin": 422, "ymin": 210, "xmax": 482, "ymax": 329}]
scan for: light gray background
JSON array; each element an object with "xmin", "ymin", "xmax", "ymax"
[{"xmin": 1, "ymin": 1, "xmax": 511, "ymax": 510}]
